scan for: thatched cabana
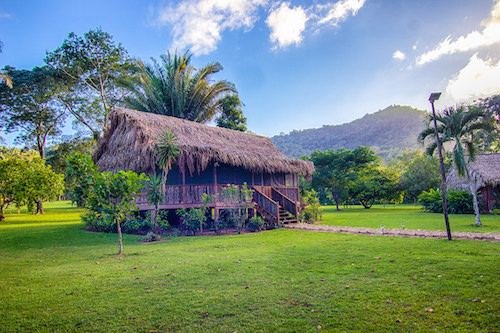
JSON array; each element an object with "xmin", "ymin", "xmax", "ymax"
[
  {"xmin": 447, "ymin": 153, "xmax": 500, "ymax": 212},
  {"xmin": 93, "ymin": 107, "xmax": 315, "ymax": 223}
]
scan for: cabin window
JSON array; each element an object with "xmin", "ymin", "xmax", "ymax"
[
  {"xmin": 263, "ymin": 173, "xmax": 271, "ymax": 186},
  {"xmin": 285, "ymin": 174, "xmax": 297, "ymax": 187},
  {"xmin": 165, "ymin": 164, "xmax": 182, "ymax": 185},
  {"xmin": 272, "ymin": 173, "xmax": 286, "ymax": 187},
  {"xmin": 253, "ymin": 173, "xmax": 262, "ymax": 186},
  {"xmin": 217, "ymin": 164, "xmax": 233, "ymax": 185},
  {"xmin": 186, "ymin": 167, "xmax": 214, "ymax": 185},
  {"xmin": 234, "ymin": 168, "xmax": 252, "ymax": 185}
]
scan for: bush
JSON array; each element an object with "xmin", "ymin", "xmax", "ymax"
[
  {"xmin": 247, "ymin": 215, "xmax": 265, "ymax": 232},
  {"xmin": 157, "ymin": 210, "xmax": 170, "ymax": 231},
  {"xmin": 418, "ymin": 189, "xmax": 476, "ymax": 214},
  {"xmin": 300, "ymin": 189, "xmax": 322, "ymax": 223},
  {"xmin": 177, "ymin": 208, "xmax": 206, "ymax": 235},
  {"xmin": 122, "ymin": 211, "xmax": 151, "ymax": 234},
  {"xmin": 144, "ymin": 231, "xmax": 160, "ymax": 242},
  {"xmin": 81, "ymin": 210, "xmax": 116, "ymax": 233}
]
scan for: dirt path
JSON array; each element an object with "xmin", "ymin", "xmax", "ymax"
[{"xmin": 285, "ymin": 223, "xmax": 500, "ymax": 242}]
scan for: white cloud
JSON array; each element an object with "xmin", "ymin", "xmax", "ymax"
[
  {"xmin": 446, "ymin": 53, "xmax": 500, "ymax": 101},
  {"xmin": 266, "ymin": 2, "xmax": 308, "ymax": 49},
  {"xmin": 155, "ymin": 0, "xmax": 367, "ymax": 54},
  {"xmin": 315, "ymin": 0, "xmax": 366, "ymax": 26},
  {"xmin": 392, "ymin": 50, "xmax": 406, "ymax": 60},
  {"xmin": 156, "ymin": 0, "xmax": 267, "ymax": 56},
  {"xmin": 416, "ymin": 0, "xmax": 500, "ymax": 65}
]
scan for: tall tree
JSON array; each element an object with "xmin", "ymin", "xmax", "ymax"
[
  {"xmin": 0, "ymin": 66, "xmax": 66, "ymax": 160},
  {"xmin": 418, "ymin": 104, "xmax": 496, "ymax": 226},
  {"xmin": 121, "ymin": 51, "xmax": 236, "ymax": 123},
  {"xmin": 45, "ymin": 28, "xmax": 134, "ymax": 139},
  {"xmin": 309, "ymin": 147, "xmax": 378, "ymax": 210},
  {"xmin": 216, "ymin": 94, "xmax": 247, "ymax": 131}
]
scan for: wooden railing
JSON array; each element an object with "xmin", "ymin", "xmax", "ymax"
[
  {"xmin": 272, "ymin": 188, "xmax": 298, "ymax": 219},
  {"xmin": 273, "ymin": 187, "xmax": 299, "ymax": 202},
  {"xmin": 253, "ymin": 187, "xmax": 279, "ymax": 223}
]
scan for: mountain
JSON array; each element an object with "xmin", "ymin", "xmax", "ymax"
[{"xmin": 270, "ymin": 105, "xmax": 428, "ymax": 161}]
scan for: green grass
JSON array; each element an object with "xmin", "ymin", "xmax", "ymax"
[
  {"xmin": 320, "ymin": 204, "xmax": 500, "ymax": 233},
  {"xmin": 0, "ymin": 202, "xmax": 499, "ymax": 332}
]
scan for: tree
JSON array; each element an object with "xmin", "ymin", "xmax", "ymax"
[
  {"xmin": 216, "ymin": 94, "xmax": 247, "ymax": 131},
  {"xmin": 45, "ymin": 28, "xmax": 134, "ymax": 139},
  {"xmin": 0, "ymin": 66, "xmax": 66, "ymax": 159},
  {"xmin": 0, "ymin": 156, "xmax": 27, "ymax": 220},
  {"xmin": 155, "ymin": 129, "xmax": 180, "ymax": 194},
  {"xmin": 0, "ymin": 41, "xmax": 12, "ymax": 89},
  {"xmin": 21, "ymin": 158, "xmax": 64, "ymax": 215},
  {"xmin": 65, "ymin": 153, "xmax": 99, "ymax": 207},
  {"xmin": 309, "ymin": 147, "xmax": 378, "ymax": 210},
  {"xmin": 121, "ymin": 51, "xmax": 236, "ymax": 123},
  {"xmin": 46, "ymin": 135, "xmax": 96, "ymax": 174},
  {"xmin": 418, "ymin": 104, "xmax": 497, "ymax": 226},
  {"xmin": 86, "ymin": 170, "xmax": 147, "ymax": 254},
  {"xmin": 348, "ymin": 167, "xmax": 401, "ymax": 208},
  {"xmin": 392, "ymin": 151, "xmax": 442, "ymax": 202},
  {"xmin": 0, "ymin": 153, "xmax": 63, "ymax": 219}
]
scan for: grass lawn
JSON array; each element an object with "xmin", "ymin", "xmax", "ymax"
[
  {"xmin": 320, "ymin": 204, "xmax": 500, "ymax": 233},
  {"xmin": 0, "ymin": 201, "xmax": 498, "ymax": 332}
]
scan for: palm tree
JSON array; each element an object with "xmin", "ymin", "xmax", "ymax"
[
  {"xmin": 145, "ymin": 172, "xmax": 163, "ymax": 233},
  {"xmin": 155, "ymin": 129, "xmax": 180, "ymax": 194},
  {"xmin": 418, "ymin": 104, "xmax": 496, "ymax": 226},
  {"xmin": 121, "ymin": 51, "xmax": 236, "ymax": 123}
]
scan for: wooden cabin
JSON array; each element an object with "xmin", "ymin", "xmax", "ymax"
[
  {"xmin": 92, "ymin": 108, "xmax": 315, "ymax": 223},
  {"xmin": 447, "ymin": 153, "xmax": 500, "ymax": 212}
]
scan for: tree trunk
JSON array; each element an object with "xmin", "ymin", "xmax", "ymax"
[
  {"xmin": 36, "ymin": 199, "xmax": 44, "ymax": 215},
  {"xmin": 117, "ymin": 218, "xmax": 123, "ymax": 254},
  {"xmin": 0, "ymin": 204, "xmax": 5, "ymax": 221},
  {"xmin": 466, "ymin": 169, "xmax": 482, "ymax": 226}
]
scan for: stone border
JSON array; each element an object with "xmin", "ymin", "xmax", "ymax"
[{"xmin": 285, "ymin": 223, "xmax": 500, "ymax": 241}]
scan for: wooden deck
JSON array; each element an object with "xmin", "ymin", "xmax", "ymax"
[{"xmin": 135, "ymin": 184, "xmax": 300, "ymax": 223}]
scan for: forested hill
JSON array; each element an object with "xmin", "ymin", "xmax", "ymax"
[{"xmin": 270, "ymin": 105, "xmax": 428, "ymax": 161}]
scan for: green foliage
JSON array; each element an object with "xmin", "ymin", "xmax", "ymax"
[
  {"xmin": 219, "ymin": 183, "xmax": 253, "ymax": 233},
  {"xmin": 0, "ymin": 65, "xmax": 66, "ymax": 158},
  {"xmin": 121, "ymin": 51, "xmax": 236, "ymax": 123},
  {"xmin": 46, "ymin": 136, "xmax": 96, "ymax": 174},
  {"xmin": 155, "ymin": 130, "xmax": 180, "ymax": 191},
  {"xmin": 85, "ymin": 170, "xmax": 148, "ymax": 253},
  {"xmin": 45, "ymin": 27, "xmax": 134, "ymax": 139},
  {"xmin": 176, "ymin": 207, "xmax": 207, "ymax": 235},
  {"xmin": 145, "ymin": 172, "xmax": 163, "ymax": 231},
  {"xmin": 216, "ymin": 94, "xmax": 247, "ymax": 131},
  {"xmin": 392, "ymin": 151, "xmax": 442, "ymax": 202},
  {"xmin": 64, "ymin": 153, "xmax": 98, "ymax": 207},
  {"xmin": 0, "ymin": 153, "xmax": 64, "ymax": 219},
  {"xmin": 309, "ymin": 147, "xmax": 378, "ymax": 210},
  {"xmin": 348, "ymin": 167, "xmax": 402, "ymax": 208},
  {"xmin": 300, "ymin": 189, "xmax": 322, "ymax": 223},
  {"xmin": 246, "ymin": 215, "xmax": 265, "ymax": 232},
  {"xmin": 271, "ymin": 105, "xmax": 428, "ymax": 161},
  {"xmin": 418, "ymin": 189, "xmax": 475, "ymax": 214},
  {"xmin": 81, "ymin": 210, "xmax": 116, "ymax": 233}
]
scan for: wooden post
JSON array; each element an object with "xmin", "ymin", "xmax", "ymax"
[{"xmin": 182, "ymin": 168, "xmax": 186, "ymax": 204}]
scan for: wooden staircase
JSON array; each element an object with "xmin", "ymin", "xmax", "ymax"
[
  {"xmin": 252, "ymin": 187, "xmax": 299, "ymax": 225},
  {"xmin": 279, "ymin": 207, "xmax": 298, "ymax": 224}
]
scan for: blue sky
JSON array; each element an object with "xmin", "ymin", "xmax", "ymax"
[{"xmin": 1, "ymin": 0, "xmax": 500, "ymax": 140}]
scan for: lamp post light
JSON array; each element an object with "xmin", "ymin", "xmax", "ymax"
[{"xmin": 429, "ymin": 92, "xmax": 452, "ymax": 241}]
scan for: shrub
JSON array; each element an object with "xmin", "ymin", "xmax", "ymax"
[
  {"xmin": 247, "ymin": 215, "xmax": 265, "ymax": 232},
  {"xmin": 81, "ymin": 210, "xmax": 116, "ymax": 233},
  {"xmin": 418, "ymin": 189, "xmax": 476, "ymax": 214},
  {"xmin": 144, "ymin": 231, "xmax": 160, "ymax": 242},
  {"xmin": 176, "ymin": 208, "xmax": 206, "ymax": 235},
  {"xmin": 300, "ymin": 189, "xmax": 322, "ymax": 223},
  {"xmin": 122, "ymin": 211, "xmax": 151, "ymax": 234},
  {"xmin": 157, "ymin": 210, "xmax": 170, "ymax": 231}
]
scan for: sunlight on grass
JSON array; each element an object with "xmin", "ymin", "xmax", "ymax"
[
  {"xmin": 0, "ymin": 202, "xmax": 498, "ymax": 332},
  {"xmin": 320, "ymin": 204, "xmax": 500, "ymax": 233}
]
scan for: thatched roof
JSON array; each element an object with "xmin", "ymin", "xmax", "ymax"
[
  {"xmin": 447, "ymin": 153, "xmax": 500, "ymax": 190},
  {"xmin": 93, "ymin": 107, "xmax": 314, "ymax": 178}
]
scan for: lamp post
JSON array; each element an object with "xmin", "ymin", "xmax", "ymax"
[{"xmin": 429, "ymin": 92, "xmax": 452, "ymax": 241}]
